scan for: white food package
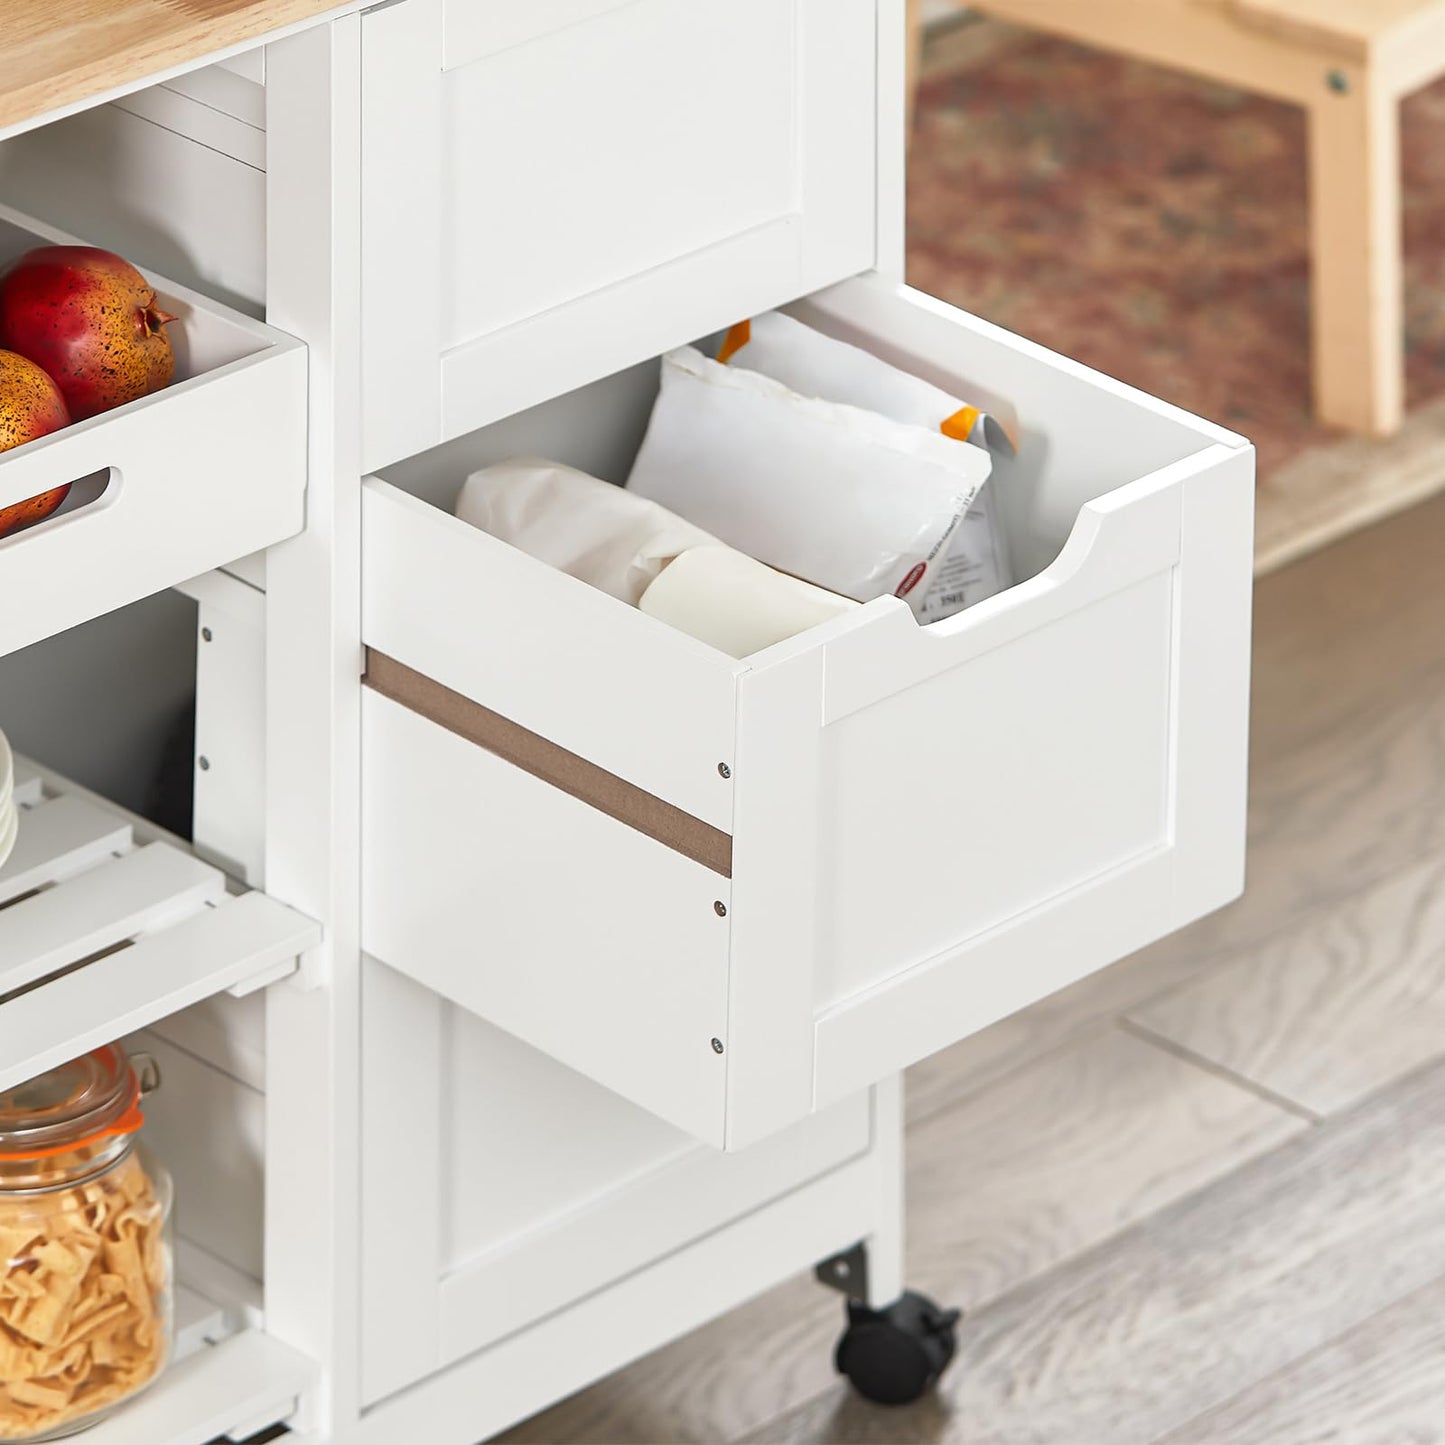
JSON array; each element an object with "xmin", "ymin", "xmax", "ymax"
[
  {"xmin": 456, "ymin": 457, "xmax": 717, "ymax": 606},
  {"xmin": 719, "ymin": 310, "xmax": 1018, "ymax": 451},
  {"xmin": 640, "ymin": 546, "xmax": 856, "ymax": 659},
  {"xmin": 627, "ymin": 347, "xmax": 991, "ymax": 617},
  {"xmin": 910, "ymin": 487, "xmax": 1013, "ymax": 623},
  {"xmin": 720, "ymin": 310, "xmax": 1016, "ymax": 614}
]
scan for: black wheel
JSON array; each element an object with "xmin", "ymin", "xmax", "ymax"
[{"xmin": 833, "ymin": 1290, "xmax": 960, "ymax": 1406}]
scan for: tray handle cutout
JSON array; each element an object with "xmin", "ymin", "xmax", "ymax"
[{"xmin": 0, "ymin": 468, "xmax": 119, "ymax": 548}]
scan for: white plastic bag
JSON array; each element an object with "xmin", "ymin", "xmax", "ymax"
[
  {"xmin": 627, "ymin": 347, "xmax": 990, "ymax": 616},
  {"xmin": 719, "ymin": 310, "xmax": 1015, "ymax": 613},
  {"xmin": 456, "ymin": 457, "xmax": 717, "ymax": 606}
]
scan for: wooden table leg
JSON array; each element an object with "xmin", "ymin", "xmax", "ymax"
[
  {"xmin": 906, "ymin": 0, "xmax": 926, "ymax": 137},
  {"xmin": 1307, "ymin": 71, "xmax": 1403, "ymax": 437}
]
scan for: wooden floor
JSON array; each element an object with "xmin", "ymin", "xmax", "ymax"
[{"xmin": 495, "ymin": 488, "xmax": 1445, "ymax": 1445}]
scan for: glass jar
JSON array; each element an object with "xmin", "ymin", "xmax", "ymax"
[{"xmin": 0, "ymin": 1046, "xmax": 173, "ymax": 1441}]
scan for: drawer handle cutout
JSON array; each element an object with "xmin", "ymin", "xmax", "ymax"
[{"xmin": 363, "ymin": 650, "xmax": 734, "ymax": 879}]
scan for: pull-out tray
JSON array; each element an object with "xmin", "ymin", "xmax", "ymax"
[{"xmin": 0, "ymin": 203, "xmax": 306, "ymax": 660}]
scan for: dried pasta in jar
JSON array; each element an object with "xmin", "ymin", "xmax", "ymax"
[{"xmin": 0, "ymin": 1049, "xmax": 173, "ymax": 1441}]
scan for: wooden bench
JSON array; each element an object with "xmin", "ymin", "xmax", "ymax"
[{"xmin": 909, "ymin": 0, "xmax": 1445, "ymax": 436}]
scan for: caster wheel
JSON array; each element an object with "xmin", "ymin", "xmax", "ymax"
[{"xmin": 834, "ymin": 1290, "xmax": 961, "ymax": 1406}]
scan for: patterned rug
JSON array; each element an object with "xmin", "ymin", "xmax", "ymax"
[{"xmin": 907, "ymin": 19, "xmax": 1445, "ymax": 487}]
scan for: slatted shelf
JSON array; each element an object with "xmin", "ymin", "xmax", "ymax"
[
  {"xmin": 0, "ymin": 791, "xmax": 131, "ymax": 904},
  {"xmin": 0, "ymin": 757, "xmax": 321, "ymax": 1094}
]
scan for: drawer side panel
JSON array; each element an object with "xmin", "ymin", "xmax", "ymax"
[
  {"xmin": 361, "ymin": 690, "xmax": 732, "ymax": 1146},
  {"xmin": 360, "ymin": 478, "xmax": 741, "ymax": 831}
]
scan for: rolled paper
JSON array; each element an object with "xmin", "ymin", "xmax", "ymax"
[{"xmin": 639, "ymin": 546, "xmax": 856, "ymax": 658}]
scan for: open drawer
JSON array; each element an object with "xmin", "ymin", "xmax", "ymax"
[
  {"xmin": 360, "ymin": 275, "xmax": 1255, "ymax": 1151},
  {"xmin": 0, "ymin": 203, "xmax": 306, "ymax": 660}
]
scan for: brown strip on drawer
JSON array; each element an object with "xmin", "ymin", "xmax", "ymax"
[{"xmin": 364, "ymin": 650, "xmax": 734, "ymax": 879}]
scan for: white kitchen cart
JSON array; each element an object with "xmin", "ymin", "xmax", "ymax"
[{"xmin": 0, "ymin": 2, "xmax": 1254, "ymax": 1441}]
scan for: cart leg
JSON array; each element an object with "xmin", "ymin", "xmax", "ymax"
[
  {"xmin": 867, "ymin": 1074, "xmax": 906, "ymax": 1309},
  {"xmin": 906, "ymin": 0, "xmax": 926, "ymax": 137},
  {"xmin": 1307, "ymin": 66, "xmax": 1402, "ymax": 436},
  {"xmin": 814, "ymin": 1079, "xmax": 961, "ymax": 1407},
  {"xmin": 812, "ymin": 1079, "xmax": 903, "ymax": 1306}
]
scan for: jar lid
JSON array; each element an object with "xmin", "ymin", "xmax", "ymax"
[{"xmin": 0, "ymin": 1045, "xmax": 143, "ymax": 1162}]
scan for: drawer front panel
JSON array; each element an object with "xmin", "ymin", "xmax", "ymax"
[
  {"xmin": 818, "ymin": 570, "xmax": 1175, "ymax": 1010},
  {"xmin": 360, "ymin": 0, "xmax": 877, "ymax": 468},
  {"xmin": 360, "ymin": 957, "xmax": 872, "ymax": 1405},
  {"xmin": 436, "ymin": 1010, "xmax": 871, "ymax": 1367},
  {"xmin": 443, "ymin": 0, "xmax": 798, "ymax": 344}
]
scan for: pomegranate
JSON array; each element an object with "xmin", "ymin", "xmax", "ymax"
[
  {"xmin": 0, "ymin": 349, "xmax": 71, "ymax": 538},
  {"xmin": 0, "ymin": 246, "xmax": 176, "ymax": 421}
]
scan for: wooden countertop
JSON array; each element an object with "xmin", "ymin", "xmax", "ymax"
[
  {"xmin": 1223, "ymin": 0, "xmax": 1444, "ymax": 59},
  {"xmin": 0, "ymin": 0, "xmax": 355, "ymax": 138}
]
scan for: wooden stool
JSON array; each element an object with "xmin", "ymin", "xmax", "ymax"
[{"xmin": 908, "ymin": 0, "xmax": 1445, "ymax": 437}]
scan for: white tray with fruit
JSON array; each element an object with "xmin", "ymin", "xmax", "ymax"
[{"xmin": 0, "ymin": 204, "xmax": 307, "ymax": 660}]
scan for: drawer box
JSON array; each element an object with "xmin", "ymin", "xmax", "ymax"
[
  {"xmin": 0, "ymin": 204, "xmax": 306, "ymax": 659},
  {"xmin": 360, "ymin": 275, "xmax": 1254, "ymax": 1151},
  {"xmin": 359, "ymin": 0, "xmax": 877, "ymax": 469}
]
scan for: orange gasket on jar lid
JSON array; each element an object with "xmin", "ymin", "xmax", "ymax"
[{"xmin": 0, "ymin": 1078, "xmax": 143, "ymax": 1163}]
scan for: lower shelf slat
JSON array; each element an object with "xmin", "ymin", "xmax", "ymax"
[
  {"xmin": 0, "ymin": 758, "xmax": 321, "ymax": 1093},
  {"xmin": 0, "ymin": 792, "xmax": 131, "ymax": 906},
  {"xmin": 0, "ymin": 844, "xmax": 225, "ymax": 997},
  {"xmin": 0, "ymin": 891, "xmax": 320, "ymax": 1094}
]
